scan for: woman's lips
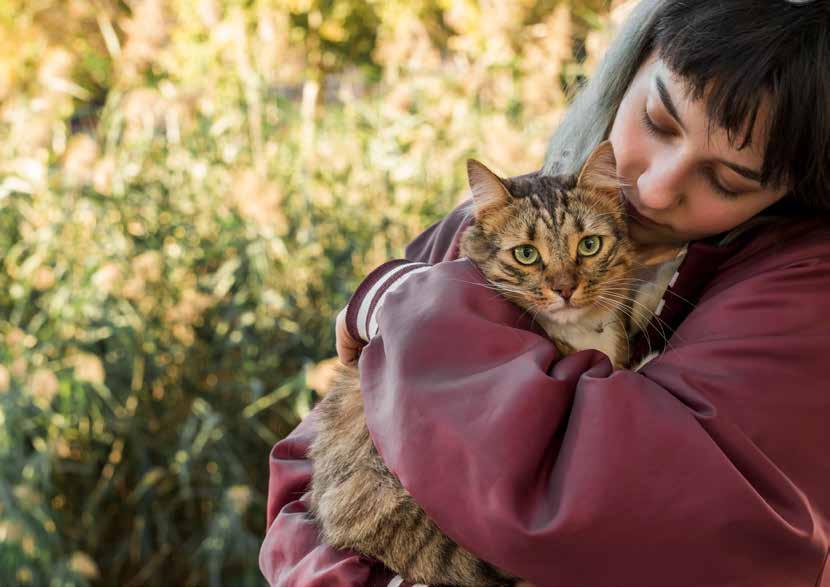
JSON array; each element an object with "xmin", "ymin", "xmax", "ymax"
[{"xmin": 620, "ymin": 191, "xmax": 670, "ymax": 230}]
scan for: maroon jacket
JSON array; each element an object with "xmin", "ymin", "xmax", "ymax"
[{"xmin": 260, "ymin": 201, "xmax": 830, "ymax": 586}]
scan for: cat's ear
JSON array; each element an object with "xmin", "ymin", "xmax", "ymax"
[
  {"xmin": 467, "ymin": 159, "xmax": 511, "ymax": 220},
  {"xmin": 577, "ymin": 141, "xmax": 619, "ymax": 194}
]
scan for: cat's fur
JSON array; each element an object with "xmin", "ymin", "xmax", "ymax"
[{"xmin": 309, "ymin": 142, "xmax": 679, "ymax": 585}]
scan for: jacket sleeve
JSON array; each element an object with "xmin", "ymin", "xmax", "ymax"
[
  {"xmin": 358, "ymin": 256, "xmax": 830, "ymax": 586},
  {"xmin": 346, "ymin": 199, "xmax": 473, "ymax": 344},
  {"xmin": 259, "ymin": 202, "xmax": 472, "ymax": 586}
]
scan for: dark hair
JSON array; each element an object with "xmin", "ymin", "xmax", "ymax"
[{"xmin": 654, "ymin": 1, "xmax": 830, "ymax": 213}]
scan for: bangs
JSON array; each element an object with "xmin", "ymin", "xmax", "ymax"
[{"xmin": 653, "ymin": 1, "xmax": 830, "ymax": 210}]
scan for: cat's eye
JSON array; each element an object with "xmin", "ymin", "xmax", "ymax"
[
  {"xmin": 513, "ymin": 245, "xmax": 539, "ymax": 265},
  {"xmin": 577, "ymin": 236, "xmax": 602, "ymax": 257}
]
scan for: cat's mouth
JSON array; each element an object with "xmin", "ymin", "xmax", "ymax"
[{"xmin": 545, "ymin": 300, "xmax": 590, "ymax": 324}]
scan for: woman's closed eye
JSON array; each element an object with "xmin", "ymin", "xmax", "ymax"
[
  {"xmin": 640, "ymin": 108, "xmax": 672, "ymax": 139},
  {"xmin": 641, "ymin": 107, "xmax": 746, "ymax": 199},
  {"xmin": 702, "ymin": 166, "xmax": 742, "ymax": 199}
]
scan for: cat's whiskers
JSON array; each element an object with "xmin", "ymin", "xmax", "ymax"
[
  {"xmin": 599, "ymin": 274, "xmax": 695, "ymax": 344},
  {"xmin": 595, "ymin": 294, "xmax": 656, "ymax": 359},
  {"xmin": 598, "ymin": 299, "xmax": 654, "ymax": 350},
  {"xmin": 449, "ymin": 278, "xmax": 525, "ymax": 296},
  {"xmin": 601, "ymin": 276, "xmax": 698, "ymax": 309},
  {"xmin": 487, "ymin": 281, "xmax": 528, "ymax": 295},
  {"xmin": 599, "ymin": 285, "xmax": 684, "ymax": 347},
  {"xmin": 592, "ymin": 298, "xmax": 632, "ymax": 363},
  {"xmin": 451, "ymin": 277, "xmax": 560, "ymax": 331},
  {"xmin": 526, "ymin": 301, "xmax": 546, "ymax": 329},
  {"xmin": 597, "ymin": 290, "xmax": 677, "ymax": 353}
]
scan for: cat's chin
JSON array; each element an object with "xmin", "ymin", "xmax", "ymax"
[{"xmin": 544, "ymin": 305, "xmax": 590, "ymax": 325}]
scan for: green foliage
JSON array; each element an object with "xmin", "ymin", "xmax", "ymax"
[{"xmin": 0, "ymin": 0, "xmax": 620, "ymax": 584}]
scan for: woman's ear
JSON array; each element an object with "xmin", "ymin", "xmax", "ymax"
[
  {"xmin": 576, "ymin": 141, "xmax": 619, "ymax": 195},
  {"xmin": 467, "ymin": 159, "xmax": 512, "ymax": 221}
]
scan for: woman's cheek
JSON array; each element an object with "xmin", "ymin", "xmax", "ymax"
[
  {"xmin": 680, "ymin": 202, "xmax": 743, "ymax": 240},
  {"xmin": 609, "ymin": 103, "xmax": 648, "ymax": 184}
]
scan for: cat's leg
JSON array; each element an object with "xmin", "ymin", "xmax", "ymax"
[{"xmin": 553, "ymin": 337, "xmax": 576, "ymax": 357}]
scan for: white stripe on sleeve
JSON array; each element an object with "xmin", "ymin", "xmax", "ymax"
[
  {"xmin": 355, "ymin": 263, "xmax": 424, "ymax": 341},
  {"xmin": 368, "ymin": 266, "xmax": 431, "ymax": 339}
]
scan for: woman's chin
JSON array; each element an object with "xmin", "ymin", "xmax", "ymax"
[{"xmin": 628, "ymin": 220, "xmax": 686, "ymax": 245}]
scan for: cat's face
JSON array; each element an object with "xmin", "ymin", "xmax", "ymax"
[{"xmin": 461, "ymin": 142, "xmax": 674, "ymax": 326}]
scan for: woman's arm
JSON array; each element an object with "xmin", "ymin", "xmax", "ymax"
[
  {"xmin": 259, "ymin": 201, "xmax": 475, "ymax": 586},
  {"xmin": 358, "ymin": 241, "xmax": 830, "ymax": 585}
]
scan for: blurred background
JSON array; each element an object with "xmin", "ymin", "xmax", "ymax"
[{"xmin": 0, "ymin": 0, "xmax": 631, "ymax": 585}]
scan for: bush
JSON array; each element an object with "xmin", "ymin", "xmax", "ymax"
[{"xmin": 0, "ymin": 0, "xmax": 620, "ymax": 584}]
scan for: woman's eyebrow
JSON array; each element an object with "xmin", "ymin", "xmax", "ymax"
[
  {"xmin": 655, "ymin": 75, "xmax": 686, "ymax": 132},
  {"xmin": 655, "ymin": 74, "xmax": 764, "ymax": 184},
  {"xmin": 721, "ymin": 160, "xmax": 763, "ymax": 183}
]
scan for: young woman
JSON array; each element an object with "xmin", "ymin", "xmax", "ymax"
[{"xmin": 261, "ymin": 1, "xmax": 830, "ymax": 585}]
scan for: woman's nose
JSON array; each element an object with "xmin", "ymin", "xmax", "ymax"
[{"xmin": 636, "ymin": 157, "xmax": 686, "ymax": 211}]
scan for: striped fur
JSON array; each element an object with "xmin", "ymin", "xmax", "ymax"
[
  {"xmin": 309, "ymin": 142, "xmax": 680, "ymax": 585},
  {"xmin": 310, "ymin": 364, "xmax": 512, "ymax": 586}
]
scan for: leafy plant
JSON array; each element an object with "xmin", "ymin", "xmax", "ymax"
[{"xmin": 0, "ymin": 0, "xmax": 621, "ymax": 584}]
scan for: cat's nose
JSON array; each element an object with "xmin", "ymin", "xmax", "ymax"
[{"xmin": 554, "ymin": 287, "xmax": 573, "ymax": 301}]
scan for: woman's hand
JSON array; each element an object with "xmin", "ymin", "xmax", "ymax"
[{"xmin": 335, "ymin": 306, "xmax": 363, "ymax": 365}]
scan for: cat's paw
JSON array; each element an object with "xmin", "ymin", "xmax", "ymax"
[{"xmin": 553, "ymin": 337, "xmax": 576, "ymax": 357}]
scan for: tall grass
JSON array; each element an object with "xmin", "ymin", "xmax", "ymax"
[{"xmin": 0, "ymin": 0, "xmax": 622, "ymax": 584}]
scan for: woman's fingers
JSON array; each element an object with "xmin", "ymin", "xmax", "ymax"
[{"xmin": 335, "ymin": 307, "xmax": 363, "ymax": 365}]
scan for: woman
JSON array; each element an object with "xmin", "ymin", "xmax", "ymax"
[{"xmin": 260, "ymin": 1, "xmax": 830, "ymax": 585}]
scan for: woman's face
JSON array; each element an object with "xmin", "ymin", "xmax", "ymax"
[{"xmin": 609, "ymin": 52, "xmax": 790, "ymax": 244}]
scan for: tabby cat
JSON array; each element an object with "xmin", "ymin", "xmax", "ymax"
[{"xmin": 309, "ymin": 141, "xmax": 679, "ymax": 586}]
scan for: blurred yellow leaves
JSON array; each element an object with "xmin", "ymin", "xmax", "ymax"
[
  {"xmin": 165, "ymin": 288, "xmax": 215, "ymax": 345},
  {"xmin": 0, "ymin": 0, "xmax": 627, "ymax": 584},
  {"xmin": 230, "ymin": 169, "xmax": 289, "ymax": 236},
  {"xmin": 28, "ymin": 369, "xmax": 58, "ymax": 409},
  {"xmin": 131, "ymin": 251, "xmax": 164, "ymax": 284},
  {"xmin": 31, "ymin": 267, "xmax": 56, "ymax": 291},
  {"xmin": 119, "ymin": 0, "xmax": 171, "ymax": 81},
  {"xmin": 62, "ymin": 134, "xmax": 100, "ymax": 187},
  {"xmin": 38, "ymin": 48, "xmax": 90, "ymax": 101},
  {"xmin": 91, "ymin": 263, "xmax": 123, "ymax": 295},
  {"xmin": 226, "ymin": 484, "xmax": 252, "ymax": 514},
  {"xmin": 69, "ymin": 353, "xmax": 106, "ymax": 385},
  {"xmin": 0, "ymin": 519, "xmax": 23, "ymax": 542},
  {"xmin": 68, "ymin": 551, "xmax": 100, "ymax": 580}
]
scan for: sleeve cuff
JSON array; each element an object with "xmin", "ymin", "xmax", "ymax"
[{"xmin": 346, "ymin": 260, "xmax": 431, "ymax": 343}]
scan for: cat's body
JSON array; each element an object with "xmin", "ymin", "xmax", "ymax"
[
  {"xmin": 310, "ymin": 363, "xmax": 510, "ymax": 585},
  {"xmin": 309, "ymin": 143, "xmax": 680, "ymax": 586}
]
